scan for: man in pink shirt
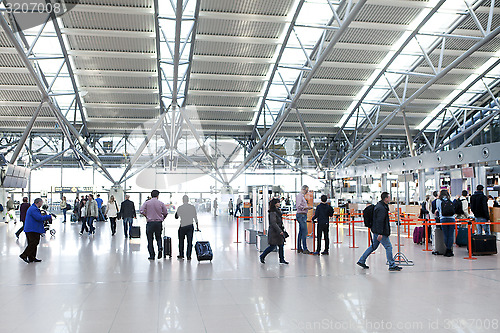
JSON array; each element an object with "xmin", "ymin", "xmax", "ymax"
[
  {"xmin": 140, "ymin": 190, "xmax": 168, "ymax": 260},
  {"xmin": 296, "ymin": 185, "xmax": 313, "ymax": 254}
]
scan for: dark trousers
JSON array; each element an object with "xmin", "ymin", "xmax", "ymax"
[
  {"xmin": 260, "ymin": 244, "xmax": 285, "ymax": 262},
  {"xmin": 15, "ymin": 222, "xmax": 24, "ymax": 238},
  {"xmin": 316, "ymin": 223, "xmax": 330, "ymax": 252},
  {"xmin": 146, "ymin": 221, "xmax": 163, "ymax": 257},
  {"xmin": 235, "ymin": 205, "xmax": 241, "ymax": 216},
  {"xmin": 178, "ymin": 225, "xmax": 194, "ymax": 258},
  {"xmin": 80, "ymin": 218, "xmax": 89, "ymax": 233},
  {"xmin": 20, "ymin": 232, "xmax": 41, "ymax": 261},
  {"xmin": 442, "ymin": 224, "xmax": 455, "ymax": 251},
  {"xmin": 109, "ymin": 217, "xmax": 117, "ymax": 235}
]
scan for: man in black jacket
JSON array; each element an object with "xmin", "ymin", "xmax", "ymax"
[
  {"xmin": 120, "ymin": 195, "xmax": 137, "ymax": 238},
  {"xmin": 312, "ymin": 195, "xmax": 334, "ymax": 255},
  {"xmin": 470, "ymin": 185, "xmax": 490, "ymax": 235},
  {"xmin": 357, "ymin": 192, "xmax": 402, "ymax": 271}
]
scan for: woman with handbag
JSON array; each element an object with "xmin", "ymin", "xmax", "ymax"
[
  {"xmin": 105, "ymin": 195, "xmax": 120, "ymax": 236},
  {"xmin": 259, "ymin": 198, "xmax": 289, "ymax": 265}
]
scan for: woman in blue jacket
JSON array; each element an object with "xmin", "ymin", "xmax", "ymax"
[{"xmin": 20, "ymin": 198, "xmax": 52, "ymax": 263}]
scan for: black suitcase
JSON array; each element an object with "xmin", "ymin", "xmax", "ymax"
[
  {"xmin": 455, "ymin": 227, "xmax": 468, "ymax": 247},
  {"xmin": 469, "ymin": 235, "xmax": 497, "ymax": 255},
  {"xmin": 163, "ymin": 236, "xmax": 172, "ymax": 258},
  {"xmin": 130, "ymin": 226, "xmax": 141, "ymax": 238},
  {"xmin": 195, "ymin": 241, "xmax": 213, "ymax": 262}
]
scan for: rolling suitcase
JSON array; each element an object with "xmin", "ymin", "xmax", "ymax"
[
  {"xmin": 455, "ymin": 227, "xmax": 468, "ymax": 247},
  {"xmin": 163, "ymin": 236, "xmax": 172, "ymax": 258},
  {"xmin": 432, "ymin": 228, "xmax": 446, "ymax": 255},
  {"xmin": 468, "ymin": 235, "xmax": 497, "ymax": 255},
  {"xmin": 195, "ymin": 241, "xmax": 213, "ymax": 262},
  {"xmin": 413, "ymin": 226, "xmax": 424, "ymax": 244},
  {"xmin": 130, "ymin": 226, "xmax": 141, "ymax": 238}
]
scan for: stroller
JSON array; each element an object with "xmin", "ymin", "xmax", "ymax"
[{"xmin": 41, "ymin": 204, "xmax": 57, "ymax": 236}]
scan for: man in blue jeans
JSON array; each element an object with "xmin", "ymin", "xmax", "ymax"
[
  {"xmin": 357, "ymin": 192, "xmax": 402, "ymax": 272},
  {"xmin": 296, "ymin": 185, "xmax": 313, "ymax": 254},
  {"xmin": 120, "ymin": 195, "xmax": 136, "ymax": 238}
]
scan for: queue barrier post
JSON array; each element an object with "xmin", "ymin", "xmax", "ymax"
[
  {"xmin": 464, "ymin": 220, "xmax": 477, "ymax": 260},
  {"xmin": 349, "ymin": 218, "xmax": 359, "ymax": 249},
  {"xmin": 422, "ymin": 219, "xmax": 432, "ymax": 252},
  {"xmin": 234, "ymin": 216, "xmax": 241, "ymax": 243},
  {"xmin": 333, "ymin": 215, "xmax": 342, "ymax": 244}
]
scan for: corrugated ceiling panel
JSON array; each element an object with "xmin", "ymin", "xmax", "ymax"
[
  {"xmin": 312, "ymin": 67, "xmax": 374, "ymax": 80},
  {"xmin": 0, "ymin": 31, "xmax": 13, "ymax": 47},
  {"xmin": 355, "ymin": 4, "xmax": 422, "ymax": 25},
  {"xmin": 338, "ymin": 28, "xmax": 403, "ymax": 46},
  {"xmin": 78, "ymin": 75, "xmax": 157, "ymax": 88},
  {"xmin": 324, "ymin": 48, "xmax": 387, "ymax": 63},
  {"xmin": 189, "ymin": 95, "xmax": 259, "ymax": 107},
  {"xmin": 191, "ymin": 62, "xmax": 269, "ymax": 76},
  {"xmin": 189, "ymin": 79, "xmax": 262, "ymax": 92},
  {"xmin": 67, "ymin": 35, "xmax": 155, "ymax": 53},
  {"xmin": 194, "ymin": 40, "xmax": 276, "ymax": 58},
  {"xmin": 197, "ymin": 18, "xmax": 283, "ymax": 38},
  {"xmin": 83, "ymin": 92, "xmax": 158, "ymax": 104},
  {"xmin": 285, "ymin": 113, "xmax": 343, "ymax": 123},
  {"xmin": 0, "ymin": 73, "xmax": 36, "ymax": 85},
  {"xmin": 61, "ymin": 11, "xmax": 153, "ymax": 31},
  {"xmin": 0, "ymin": 90, "xmax": 42, "ymax": 102},
  {"xmin": 0, "ymin": 120, "xmax": 56, "ymax": 129},
  {"xmin": 73, "ymin": 57, "xmax": 156, "ymax": 71},
  {"xmin": 88, "ymin": 122, "xmax": 141, "ymax": 130},
  {"xmin": 0, "ymin": 53, "xmax": 25, "ymax": 67},
  {"xmin": 86, "ymin": 108, "xmax": 158, "ymax": 118},
  {"xmin": 303, "ymin": 84, "xmax": 362, "ymax": 96},
  {"xmin": 394, "ymin": 87, "xmax": 454, "ymax": 100},
  {"xmin": 65, "ymin": 0, "xmax": 151, "ymax": 8},
  {"xmin": 0, "ymin": 106, "xmax": 52, "ymax": 117},
  {"xmin": 296, "ymin": 99, "xmax": 351, "ymax": 110},
  {"xmin": 444, "ymin": 36, "xmax": 500, "ymax": 52},
  {"xmin": 196, "ymin": 124, "xmax": 251, "ymax": 133},
  {"xmin": 426, "ymin": 54, "xmax": 486, "ymax": 70},
  {"xmin": 200, "ymin": 0, "xmax": 294, "ymax": 16},
  {"xmin": 456, "ymin": 12, "xmax": 500, "ymax": 31},
  {"xmin": 196, "ymin": 111, "xmax": 254, "ymax": 121}
]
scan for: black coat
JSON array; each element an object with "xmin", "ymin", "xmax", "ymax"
[
  {"xmin": 120, "ymin": 199, "xmax": 137, "ymax": 219},
  {"xmin": 470, "ymin": 191, "xmax": 489, "ymax": 219},
  {"xmin": 268, "ymin": 210, "xmax": 285, "ymax": 246},
  {"xmin": 371, "ymin": 200, "xmax": 391, "ymax": 236}
]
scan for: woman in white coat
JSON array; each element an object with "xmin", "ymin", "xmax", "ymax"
[{"xmin": 106, "ymin": 195, "xmax": 120, "ymax": 236}]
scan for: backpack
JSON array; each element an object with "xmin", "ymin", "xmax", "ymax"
[
  {"xmin": 419, "ymin": 201, "xmax": 428, "ymax": 218},
  {"xmin": 363, "ymin": 204, "xmax": 374, "ymax": 228},
  {"xmin": 453, "ymin": 199, "xmax": 464, "ymax": 215},
  {"xmin": 0, "ymin": 204, "xmax": 3, "ymax": 212},
  {"xmin": 431, "ymin": 199, "xmax": 438, "ymax": 216},
  {"xmin": 441, "ymin": 199, "xmax": 455, "ymax": 217}
]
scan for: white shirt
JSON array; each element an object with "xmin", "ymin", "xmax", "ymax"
[{"xmin": 106, "ymin": 201, "xmax": 119, "ymax": 218}]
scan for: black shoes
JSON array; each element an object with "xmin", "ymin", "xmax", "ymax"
[
  {"xmin": 177, "ymin": 255, "xmax": 184, "ymax": 260},
  {"xmin": 31, "ymin": 258, "xmax": 42, "ymax": 263},
  {"xmin": 321, "ymin": 251, "xmax": 329, "ymax": 255},
  {"xmin": 279, "ymin": 260, "xmax": 289, "ymax": 265},
  {"xmin": 297, "ymin": 249, "xmax": 303, "ymax": 253},
  {"xmin": 19, "ymin": 255, "xmax": 29, "ymax": 264},
  {"xmin": 158, "ymin": 250, "xmax": 162, "ymax": 259},
  {"xmin": 357, "ymin": 262, "xmax": 369, "ymax": 269},
  {"xmin": 302, "ymin": 249, "xmax": 311, "ymax": 254},
  {"xmin": 444, "ymin": 249, "xmax": 454, "ymax": 257},
  {"xmin": 388, "ymin": 266, "xmax": 402, "ymax": 271},
  {"xmin": 148, "ymin": 257, "xmax": 155, "ymax": 260},
  {"xmin": 187, "ymin": 257, "xmax": 191, "ymax": 260},
  {"xmin": 259, "ymin": 256, "xmax": 265, "ymax": 264}
]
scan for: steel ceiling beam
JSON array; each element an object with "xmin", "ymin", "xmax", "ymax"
[
  {"xmin": 229, "ymin": 0, "xmax": 367, "ymax": 183},
  {"xmin": 341, "ymin": 25, "xmax": 500, "ymax": 167},
  {"xmin": 0, "ymin": 14, "xmax": 114, "ymax": 182}
]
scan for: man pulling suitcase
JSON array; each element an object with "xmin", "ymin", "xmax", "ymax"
[{"xmin": 175, "ymin": 195, "xmax": 199, "ymax": 260}]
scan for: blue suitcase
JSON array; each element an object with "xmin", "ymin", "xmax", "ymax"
[{"xmin": 195, "ymin": 241, "xmax": 213, "ymax": 262}]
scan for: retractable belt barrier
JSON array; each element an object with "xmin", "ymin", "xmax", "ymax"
[{"xmin": 234, "ymin": 216, "xmax": 262, "ymax": 244}]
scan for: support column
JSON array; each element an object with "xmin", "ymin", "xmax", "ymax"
[
  {"xmin": 356, "ymin": 177, "xmax": 362, "ymax": 199},
  {"xmin": 418, "ymin": 169, "xmax": 426, "ymax": 202},
  {"xmin": 405, "ymin": 180, "xmax": 410, "ymax": 205},
  {"xmin": 475, "ymin": 164, "xmax": 487, "ymax": 189},
  {"xmin": 434, "ymin": 171, "xmax": 441, "ymax": 192},
  {"xmin": 381, "ymin": 173, "xmax": 388, "ymax": 193}
]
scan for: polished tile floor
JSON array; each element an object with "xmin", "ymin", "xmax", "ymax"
[{"xmin": 1, "ymin": 212, "xmax": 500, "ymax": 333}]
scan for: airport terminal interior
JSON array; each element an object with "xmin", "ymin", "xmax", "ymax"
[{"xmin": 1, "ymin": 0, "xmax": 500, "ymax": 332}]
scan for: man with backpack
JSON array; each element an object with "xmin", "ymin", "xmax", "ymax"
[
  {"xmin": 454, "ymin": 190, "xmax": 469, "ymax": 219},
  {"xmin": 311, "ymin": 195, "xmax": 334, "ymax": 255},
  {"xmin": 357, "ymin": 192, "xmax": 402, "ymax": 272},
  {"xmin": 470, "ymin": 185, "xmax": 490, "ymax": 235}
]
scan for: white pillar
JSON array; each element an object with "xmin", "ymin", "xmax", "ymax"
[
  {"xmin": 356, "ymin": 177, "xmax": 362, "ymax": 199},
  {"xmin": 434, "ymin": 170, "xmax": 441, "ymax": 192},
  {"xmin": 475, "ymin": 165, "xmax": 487, "ymax": 189},
  {"xmin": 405, "ymin": 179, "xmax": 410, "ymax": 204},
  {"xmin": 381, "ymin": 173, "xmax": 388, "ymax": 192},
  {"xmin": 418, "ymin": 169, "xmax": 426, "ymax": 202}
]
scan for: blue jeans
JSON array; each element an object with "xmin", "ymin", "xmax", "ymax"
[
  {"xmin": 86, "ymin": 217, "xmax": 95, "ymax": 234},
  {"xmin": 475, "ymin": 217, "xmax": 490, "ymax": 235},
  {"xmin": 260, "ymin": 244, "xmax": 284, "ymax": 262},
  {"xmin": 296, "ymin": 213, "xmax": 308, "ymax": 251},
  {"xmin": 123, "ymin": 217, "xmax": 133, "ymax": 237},
  {"xmin": 62, "ymin": 208, "xmax": 67, "ymax": 222},
  {"xmin": 358, "ymin": 233, "xmax": 396, "ymax": 268}
]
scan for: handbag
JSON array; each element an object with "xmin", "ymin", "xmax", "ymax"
[
  {"xmin": 283, "ymin": 230, "xmax": 289, "ymax": 239},
  {"xmin": 115, "ymin": 201, "xmax": 122, "ymax": 220}
]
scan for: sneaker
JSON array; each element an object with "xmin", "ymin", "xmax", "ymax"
[
  {"xmin": 177, "ymin": 255, "xmax": 184, "ymax": 260},
  {"xmin": 321, "ymin": 251, "xmax": 329, "ymax": 255},
  {"xmin": 357, "ymin": 262, "xmax": 369, "ymax": 269},
  {"xmin": 388, "ymin": 266, "xmax": 402, "ymax": 271},
  {"xmin": 312, "ymin": 251, "xmax": 320, "ymax": 255},
  {"xmin": 259, "ymin": 256, "xmax": 265, "ymax": 264},
  {"xmin": 279, "ymin": 260, "xmax": 289, "ymax": 265},
  {"xmin": 19, "ymin": 255, "xmax": 29, "ymax": 264},
  {"xmin": 302, "ymin": 249, "xmax": 311, "ymax": 254},
  {"xmin": 79, "ymin": 232, "xmax": 83, "ymax": 235},
  {"xmin": 158, "ymin": 250, "xmax": 162, "ymax": 259},
  {"xmin": 30, "ymin": 258, "xmax": 42, "ymax": 263},
  {"xmin": 297, "ymin": 249, "xmax": 303, "ymax": 253}
]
